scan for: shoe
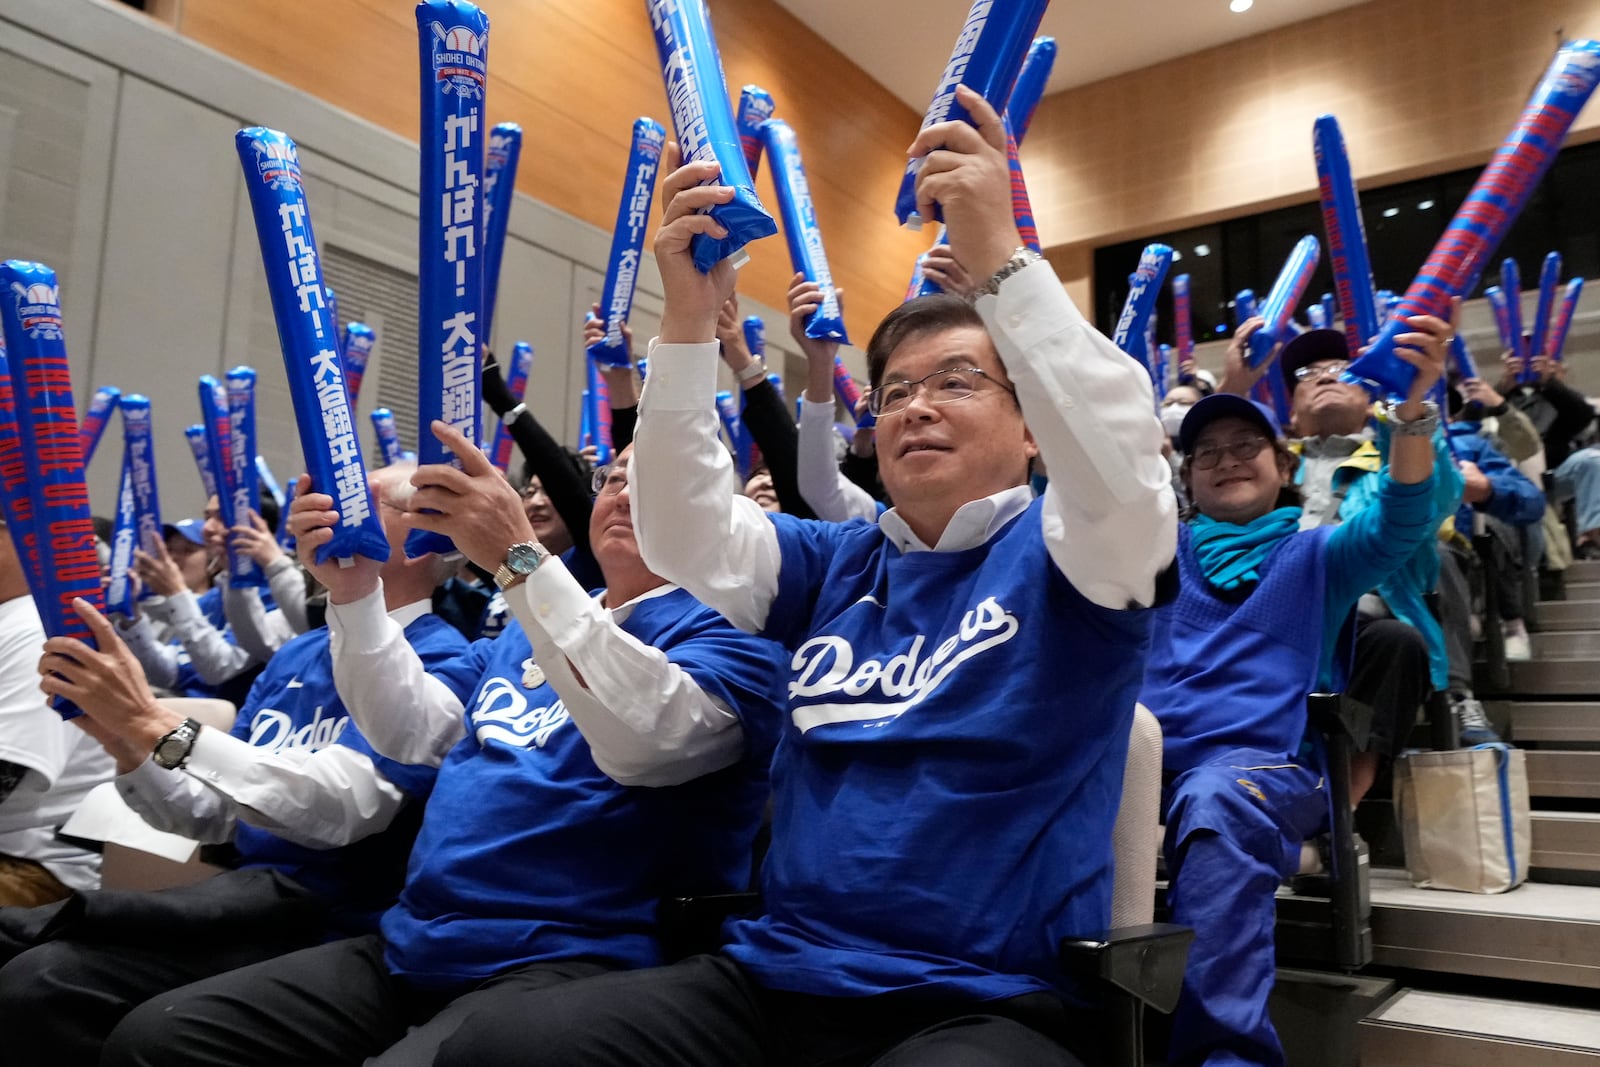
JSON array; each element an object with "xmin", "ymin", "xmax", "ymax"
[
  {"xmin": 1451, "ymin": 693, "xmax": 1501, "ymax": 745},
  {"xmin": 1502, "ymin": 619, "xmax": 1532, "ymax": 662}
]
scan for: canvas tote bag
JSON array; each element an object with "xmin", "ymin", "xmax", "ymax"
[{"xmin": 1395, "ymin": 743, "xmax": 1531, "ymax": 894}]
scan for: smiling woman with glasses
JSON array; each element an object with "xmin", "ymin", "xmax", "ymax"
[{"xmin": 1140, "ymin": 316, "xmax": 1453, "ymax": 1065}]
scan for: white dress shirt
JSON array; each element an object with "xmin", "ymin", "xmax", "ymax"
[
  {"xmin": 795, "ymin": 397, "xmax": 879, "ymax": 524},
  {"xmin": 326, "ymin": 562, "xmax": 735, "ymax": 784},
  {"xmin": 114, "ymin": 600, "xmax": 437, "ymax": 850}
]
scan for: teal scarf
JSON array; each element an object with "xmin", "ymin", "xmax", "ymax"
[{"xmin": 1189, "ymin": 507, "xmax": 1301, "ymax": 592}]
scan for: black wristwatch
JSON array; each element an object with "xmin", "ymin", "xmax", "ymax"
[{"xmin": 151, "ymin": 718, "xmax": 201, "ymax": 771}]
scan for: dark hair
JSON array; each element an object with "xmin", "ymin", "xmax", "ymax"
[
  {"xmin": 519, "ymin": 447, "xmax": 592, "ymax": 496},
  {"xmin": 1178, "ymin": 438, "xmax": 1303, "ymax": 521},
  {"xmin": 865, "ymin": 293, "xmax": 986, "ymax": 388}
]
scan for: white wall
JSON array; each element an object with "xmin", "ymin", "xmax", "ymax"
[{"xmin": 0, "ymin": 0, "xmax": 800, "ymax": 518}]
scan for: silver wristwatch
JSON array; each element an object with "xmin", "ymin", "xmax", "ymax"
[
  {"xmin": 971, "ymin": 247, "xmax": 1042, "ymax": 302},
  {"xmin": 493, "ymin": 541, "xmax": 549, "ymax": 589},
  {"xmin": 1384, "ymin": 398, "xmax": 1441, "ymax": 437},
  {"xmin": 152, "ymin": 718, "xmax": 201, "ymax": 771}
]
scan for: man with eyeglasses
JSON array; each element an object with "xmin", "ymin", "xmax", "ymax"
[
  {"xmin": 96, "ymin": 436, "xmax": 786, "ymax": 1067},
  {"xmin": 432, "ymin": 87, "xmax": 1177, "ymax": 1067}
]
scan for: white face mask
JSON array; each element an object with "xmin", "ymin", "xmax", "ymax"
[{"xmin": 1161, "ymin": 403, "xmax": 1192, "ymax": 439}]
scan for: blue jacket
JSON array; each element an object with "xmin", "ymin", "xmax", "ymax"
[{"xmin": 1447, "ymin": 422, "xmax": 1546, "ymax": 532}]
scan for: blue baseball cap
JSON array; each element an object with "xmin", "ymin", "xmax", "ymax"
[
  {"xmin": 1178, "ymin": 393, "xmax": 1283, "ymax": 454},
  {"xmin": 163, "ymin": 519, "xmax": 206, "ymax": 546}
]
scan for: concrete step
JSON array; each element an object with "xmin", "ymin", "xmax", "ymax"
[
  {"xmin": 1566, "ymin": 581, "xmax": 1600, "ymax": 601},
  {"xmin": 1504, "ymin": 659, "xmax": 1600, "ymax": 697},
  {"xmin": 1528, "ymin": 752, "xmax": 1600, "ymax": 800},
  {"xmin": 1566, "ymin": 561, "xmax": 1600, "ymax": 584},
  {"xmin": 1532, "ymin": 631, "xmax": 1600, "ymax": 660},
  {"xmin": 1532, "ymin": 600, "xmax": 1600, "ymax": 632},
  {"xmin": 1534, "ymin": 811, "xmax": 1600, "ymax": 879},
  {"xmin": 1492, "ymin": 701, "xmax": 1600, "ymax": 746},
  {"xmin": 1360, "ymin": 989, "xmax": 1600, "ymax": 1065},
  {"xmin": 1369, "ymin": 871, "xmax": 1600, "ymax": 988}
]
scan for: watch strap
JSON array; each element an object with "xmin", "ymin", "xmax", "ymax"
[
  {"xmin": 735, "ymin": 360, "xmax": 767, "ymax": 386},
  {"xmin": 972, "ymin": 247, "xmax": 1042, "ymax": 303}
]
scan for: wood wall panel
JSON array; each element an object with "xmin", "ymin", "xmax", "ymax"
[{"xmin": 176, "ymin": 0, "xmax": 931, "ymax": 345}]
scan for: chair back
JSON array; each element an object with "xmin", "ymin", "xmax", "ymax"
[{"xmin": 1110, "ymin": 704, "xmax": 1163, "ymax": 929}]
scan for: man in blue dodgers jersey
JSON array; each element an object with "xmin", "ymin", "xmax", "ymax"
[
  {"xmin": 435, "ymin": 83, "xmax": 1178, "ymax": 1067},
  {"xmin": 95, "ymin": 436, "xmax": 785, "ymax": 1067},
  {"xmin": 0, "ymin": 462, "xmax": 477, "ymax": 1067}
]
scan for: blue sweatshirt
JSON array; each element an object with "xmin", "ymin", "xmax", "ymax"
[{"xmin": 1142, "ymin": 473, "xmax": 1436, "ymax": 772}]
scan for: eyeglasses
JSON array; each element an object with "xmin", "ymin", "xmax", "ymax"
[
  {"xmin": 1293, "ymin": 360, "xmax": 1350, "ymax": 384},
  {"xmin": 590, "ymin": 465, "xmax": 629, "ymax": 497},
  {"xmin": 1190, "ymin": 434, "xmax": 1270, "ymax": 470},
  {"xmin": 865, "ymin": 366, "xmax": 1015, "ymax": 417}
]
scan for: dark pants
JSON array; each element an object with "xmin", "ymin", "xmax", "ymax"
[
  {"xmin": 100, "ymin": 934, "xmax": 611, "ymax": 1067},
  {"xmin": 1347, "ymin": 616, "xmax": 1431, "ymax": 757},
  {"xmin": 0, "ymin": 868, "xmax": 328, "ymax": 1067},
  {"xmin": 432, "ymin": 952, "xmax": 1091, "ymax": 1067}
]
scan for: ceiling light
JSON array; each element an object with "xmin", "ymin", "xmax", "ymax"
[
  {"xmin": 1171, "ymin": 249, "xmax": 1183, "ymax": 261},
  {"xmin": 1382, "ymin": 207, "xmax": 1400, "ymax": 218},
  {"xmin": 1417, "ymin": 200, "xmax": 1435, "ymax": 210},
  {"xmin": 1194, "ymin": 244, "xmax": 1212, "ymax": 257},
  {"xmin": 1229, "ymin": 0, "xmax": 1253, "ymax": 11}
]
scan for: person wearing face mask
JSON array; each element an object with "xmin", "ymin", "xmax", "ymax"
[
  {"xmin": 1140, "ymin": 311, "xmax": 1447, "ymax": 1067},
  {"xmin": 1160, "ymin": 383, "xmax": 1206, "ymax": 443}
]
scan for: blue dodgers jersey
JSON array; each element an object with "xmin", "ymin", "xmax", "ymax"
[
  {"xmin": 381, "ymin": 586, "xmax": 786, "ymax": 990},
  {"xmin": 724, "ymin": 497, "xmax": 1154, "ymax": 1004},
  {"xmin": 229, "ymin": 614, "xmax": 478, "ymax": 933}
]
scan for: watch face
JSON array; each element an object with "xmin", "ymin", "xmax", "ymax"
[{"xmin": 506, "ymin": 542, "xmax": 542, "ymax": 574}]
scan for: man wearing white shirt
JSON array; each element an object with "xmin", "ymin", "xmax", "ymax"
[
  {"xmin": 435, "ymin": 85, "xmax": 1178, "ymax": 1067},
  {"xmin": 94, "ymin": 437, "xmax": 786, "ymax": 1067},
  {"xmin": 0, "ymin": 463, "xmax": 475, "ymax": 1067}
]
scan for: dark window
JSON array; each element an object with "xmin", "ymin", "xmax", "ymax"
[{"xmin": 1094, "ymin": 139, "xmax": 1600, "ymax": 345}]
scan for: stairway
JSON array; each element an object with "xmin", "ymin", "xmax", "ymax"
[
  {"xmin": 1177, "ymin": 561, "xmax": 1600, "ymax": 1064},
  {"xmin": 1295, "ymin": 562, "xmax": 1600, "ymax": 1065}
]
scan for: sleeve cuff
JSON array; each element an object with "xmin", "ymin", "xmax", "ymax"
[
  {"xmin": 798, "ymin": 396, "xmax": 836, "ymax": 425},
  {"xmin": 512, "ymin": 555, "xmax": 604, "ymax": 648},
  {"xmin": 641, "ymin": 338, "xmax": 722, "ymax": 412},
  {"xmin": 325, "ymin": 583, "xmax": 392, "ymax": 654},
  {"xmin": 976, "ymin": 258, "xmax": 1084, "ymax": 351},
  {"xmin": 182, "ymin": 726, "xmax": 255, "ymax": 791},
  {"xmin": 166, "ymin": 589, "xmax": 204, "ymax": 629}
]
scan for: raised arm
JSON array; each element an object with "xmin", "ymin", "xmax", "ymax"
[
  {"xmin": 911, "ymin": 85, "xmax": 1177, "ymax": 609},
  {"xmin": 790, "ymin": 273, "xmax": 877, "ymax": 522},
  {"xmin": 716, "ymin": 294, "xmax": 814, "ymax": 519},
  {"xmin": 630, "ymin": 144, "xmax": 785, "ymax": 633}
]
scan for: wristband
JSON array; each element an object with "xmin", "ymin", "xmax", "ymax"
[
  {"xmin": 735, "ymin": 360, "xmax": 768, "ymax": 385},
  {"xmin": 501, "ymin": 402, "xmax": 527, "ymax": 425}
]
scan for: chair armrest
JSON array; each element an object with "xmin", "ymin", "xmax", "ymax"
[
  {"xmin": 1307, "ymin": 692, "xmax": 1373, "ymax": 750},
  {"xmin": 1059, "ymin": 922, "xmax": 1195, "ymax": 1015}
]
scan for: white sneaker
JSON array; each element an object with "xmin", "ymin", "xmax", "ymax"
[{"xmin": 1502, "ymin": 619, "xmax": 1532, "ymax": 662}]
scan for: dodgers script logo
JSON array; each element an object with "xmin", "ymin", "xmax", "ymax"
[
  {"xmin": 10, "ymin": 281, "xmax": 63, "ymax": 341},
  {"xmin": 431, "ymin": 22, "xmax": 487, "ymax": 99},
  {"xmin": 470, "ymin": 672, "xmax": 571, "ymax": 750},
  {"xmin": 788, "ymin": 595, "xmax": 1020, "ymax": 733},
  {"xmin": 249, "ymin": 136, "xmax": 301, "ymax": 192},
  {"xmin": 246, "ymin": 703, "xmax": 349, "ymax": 753}
]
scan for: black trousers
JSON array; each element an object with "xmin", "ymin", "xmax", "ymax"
[
  {"xmin": 0, "ymin": 868, "xmax": 329, "ymax": 1067},
  {"xmin": 433, "ymin": 952, "xmax": 1093, "ymax": 1067},
  {"xmin": 1347, "ymin": 616, "xmax": 1431, "ymax": 758},
  {"xmin": 99, "ymin": 933, "xmax": 611, "ymax": 1067}
]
